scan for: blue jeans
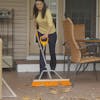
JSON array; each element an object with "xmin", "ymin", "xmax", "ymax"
[{"xmin": 37, "ymin": 32, "xmax": 57, "ymax": 73}]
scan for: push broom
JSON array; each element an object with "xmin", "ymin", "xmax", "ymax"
[{"xmin": 32, "ymin": 33, "xmax": 72, "ymax": 87}]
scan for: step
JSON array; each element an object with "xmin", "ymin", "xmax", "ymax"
[{"xmin": 15, "ymin": 59, "xmax": 66, "ymax": 72}]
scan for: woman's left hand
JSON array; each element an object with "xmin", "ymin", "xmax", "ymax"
[{"xmin": 41, "ymin": 34, "xmax": 48, "ymax": 39}]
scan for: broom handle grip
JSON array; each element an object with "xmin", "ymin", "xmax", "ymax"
[{"xmin": 40, "ymin": 37, "xmax": 48, "ymax": 47}]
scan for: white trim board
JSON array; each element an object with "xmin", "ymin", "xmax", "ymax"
[
  {"xmin": 17, "ymin": 63, "xmax": 100, "ymax": 72},
  {"xmin": 26, "ymin": 55, "xmax": 65, "ymax": 60}
]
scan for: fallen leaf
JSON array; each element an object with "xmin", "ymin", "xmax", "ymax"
[
  {"xmin": 60, "ymin": 96, "xmax": 65, "ymax": 99},
  {"xmin": 70, "ymin": 97, "xmax": 88, "ymax": 100},
  {"xmin": 23, "ymin": 96, "xmax": 30, "ymax": 100},
  {"xmin": 32, "ymin": 98, "xmax": 42, "ymax": 100},
  {"xmin": 37, "ymin": 97, "xmax": 42, "ymax": 100},
  {"xmin": 76, "ymin": 97, "xmax": 88, "ymax": 100},
  {"xmin": 49, "ymin": 90, "xmax": 57, "ymax": 95},
  {"xmin": 63, "ymin": 88, "xmax": 71, "ymax": 93}
]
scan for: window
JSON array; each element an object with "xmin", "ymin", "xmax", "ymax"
[
  {"xmin": 65, "ymin": 0, "xmax": 96, "ymax": 38},
  {"xmin": 45, "ymin": 0, "xmax": 57, "ymax": 27}
]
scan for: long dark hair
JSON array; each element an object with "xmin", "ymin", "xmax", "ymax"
[{"xmin": 33, "ymin": 0, "xmax": 47, "ymax": 19}]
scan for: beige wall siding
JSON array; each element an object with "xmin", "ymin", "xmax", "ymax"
[{"xmin": 0, "ymin": 0, "xmax": 27, "ymax": 59}]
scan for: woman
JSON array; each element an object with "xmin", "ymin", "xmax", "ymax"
[{"xmin": 33, "ymin": 0, "xmax": 57, "ymax": 77}]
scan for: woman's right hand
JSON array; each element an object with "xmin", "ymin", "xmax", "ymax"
[{"xmin": 41, "ymin": 34, "xmax": 48, "ymax": 39}]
